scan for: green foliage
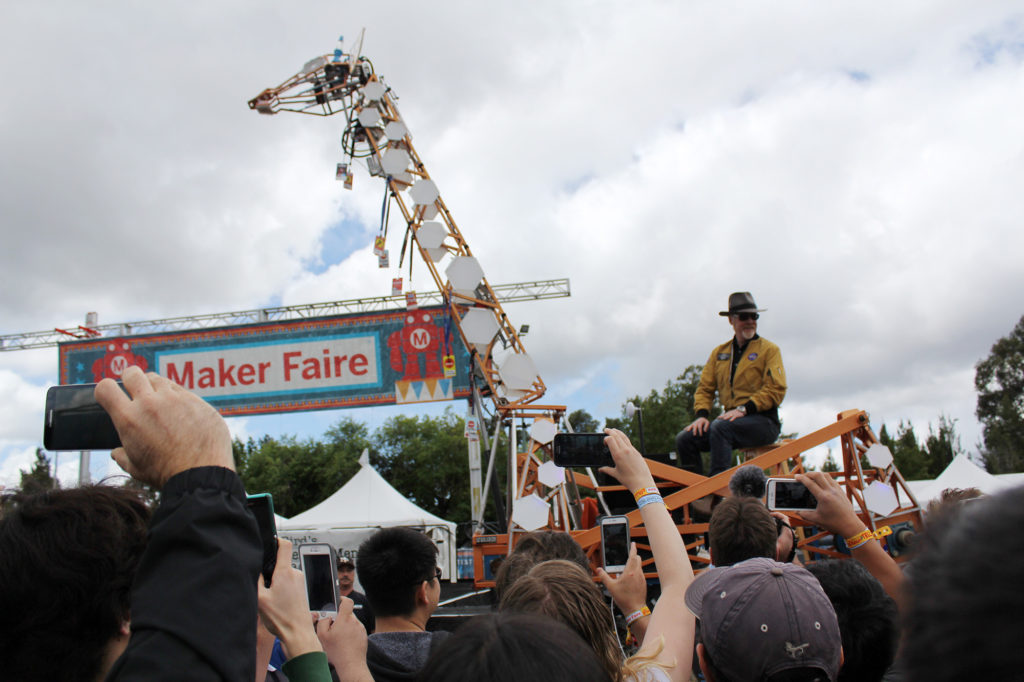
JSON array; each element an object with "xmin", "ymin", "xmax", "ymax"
[
  {"xmin": 567, "ymin": 409, "xmax": 599, "ymax": 433},
  {"xmin": 820, "ymin": 450, "xmax": 840, "ymax": 473},
  {"xmin": 604, "ymin": 365, "xmax": 709, "ymax": 455},
  {"xmin": 921, "ymin": 415, "xmax": 963, "ymax": 478},
  {"xmin": 236, "ymin": 417, "xmax": 369, "ymax": 518},
  {"xmin": 975, "ymin": 315, "xmax": 1024, "ymax": 473},
  {"xmin": 879, "ymin": 421, "xmax": 929, "ymax": 480},
  {"xmin": 371, "ymin": 409, "xmax": 470, "ymax": 524},
  {"xmin": 19, "ymin": 448, "xmax": 56, "ymax": 494}
]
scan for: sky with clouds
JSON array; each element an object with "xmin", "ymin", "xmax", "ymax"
[{"xmin": 2, "ymin": 1, "xmax": 1023, "ymax": 489}]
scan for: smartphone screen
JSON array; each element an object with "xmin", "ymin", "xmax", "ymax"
[
  {"xmin": 767, "ymin": 479, "xmax": 817, "ymax": 510},
  {"xmin": 553, "ymin": 433, "xmax": 613, "ymax": 467},
  {"xmin": 601, "ymin": 516, "xmax": 630, "ymax": 572},
  {"xmin": 246, "ymin": 494, "xmax": 278, "ymax": 587},
  {"xmin": 302, "ymin": 550, "xmax": 338, "ymax": 614},
  {"xmin": 43, "ymin": 383, "xmax": 122, "ymax": 451}
]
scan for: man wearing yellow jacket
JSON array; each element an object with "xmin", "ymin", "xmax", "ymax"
[{"xmin": 676, "ymin": 292, "xmax": 787, "ymax": 478}]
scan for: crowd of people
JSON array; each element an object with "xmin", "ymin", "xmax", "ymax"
[{"xmin": 2, "ymin": 364, "xmax": 1022, "ymax": 681}]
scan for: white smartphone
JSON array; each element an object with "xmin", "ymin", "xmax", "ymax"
[
  {"xmin": 765, "ymin": 478, "xmax": 817, "ymax": 511},
  {"xmin": 600, "ymin": 515, "xmax": 631, "ymax": 573},
  {"xmin": 299, "ymin": 543, "xmax": 340, "ymax": 618}
]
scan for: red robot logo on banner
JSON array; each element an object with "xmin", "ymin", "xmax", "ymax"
[
  {"xmin": 91, "ymin": 340, "xmax": 149, "ymax": 382},
  {"xmin": 388, "ymin": 312, "xmax": 443, "ymax": 381}
]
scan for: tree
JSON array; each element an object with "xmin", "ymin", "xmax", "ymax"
[
  {"xmin": 19, "ymin": 448, "xmax": 56, "ymax": 494},
  {"xmin": 921, "ymin": 415, "xmax": 963, "ymax": 478},
  {"xmin": 236, "ymin": 417, "xmax": 370, "ymax": 518},
  {"xmin": 604, "ymin": 365, "xmax": 710, "ymax": 456},
  {"xmin": 820, "ymin": 450, "xmax": 840, "ymax": 473},
  {"xmin": 975, "ymin": 314, "xmax": 1024, "ymax": 473},
  {"xmin": 879, "ymin": 421, "xmax": 929, "ymax": 480},
  {"xmin": 566, "ymin": 409, "xmax": 599, "ymax": 433},
  {"xmin": 371, "ymin": 409, "xmax": 471, "ymax": 525}
]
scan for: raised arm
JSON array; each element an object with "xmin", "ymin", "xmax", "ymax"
[{"xmin": 601, "ymin": 428, "xmax": 695, "ymax": 682}]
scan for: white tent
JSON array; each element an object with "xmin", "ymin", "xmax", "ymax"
[
  {"xmin": 279, "ymin": 453, "xmax": 457, "ymax": 582},
  {"xmin": 906, "ymin": 454, "xmax": 1021, "ymax": 508}
]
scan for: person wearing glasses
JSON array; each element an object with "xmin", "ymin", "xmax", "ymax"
[
  {"xmin": 675, "ymin": 292, "xmax": 787, "ymax": 479},
  {"xmin": 354, "ymin": 527, "xmax": 448, "ymax": 682}
]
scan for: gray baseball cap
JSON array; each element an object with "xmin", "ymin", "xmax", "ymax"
[{"xmin": 685, "ymin": 557, "xmax": 842, "ymax": 681}]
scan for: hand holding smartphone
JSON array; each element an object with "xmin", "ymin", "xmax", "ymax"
[
  {"xmin": 553, "ymin": 433, "xmax": 614, "ymax": 468},
  {"xmin": 43, "ymin": 383, "xmax": 124, "ymax": 451}
]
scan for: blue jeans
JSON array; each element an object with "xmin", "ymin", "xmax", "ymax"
[{"xmin": 675, "ymin": 414, "xmax": 780, "ymax": 477}]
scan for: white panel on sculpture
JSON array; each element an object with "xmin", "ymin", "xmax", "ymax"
[
  {"xmin": 362, "ymin": 81, "xmax": 386, "ymax": 101},
  {"xmin": 425, "ymin": 248, "xmax": 447, "ymax": 262},
  {"xmin": 393, "ymin": 171, "xmax": 413, "ymax": 186},
  {"xmin": 865, "ymin": 444, "xmax": 894, "ymax": 469},
  {"xmin": 357, "ymin": 107, "xmax": 381, "ymax": 128},
  {"xmin": 409, "ymin": 179, "xmax": 439, "ymax": 205},
  {"xmin": 381, "ymin": 149, "xmax": 411, "ymax": 175},
  {"xmin": 417, "ymin": 222, "xmax": 446, "ymax": 249},
  {"xmin": 499, "ymin": 353, "xmax": 539, "ymax": 391},
  {"xmin": 537, "ymin": 460, "xmax": 565, "ymax": 488},
  {"xmin": 384, "ymin": 121, "xmax": 409, "ymax": 140},
  {"xmin": 511, "ymin": 493, "xmax": 550, "ymax": 531},
  {"xmin": 530, "ymin": 419, "xmax": 557, "ymax": 446},
  {"xmin": 461, "ymin": 308, "xmax": 499, "ymax": 346},
  {"xmin": 420, "ymin": 203, "xmax": 439, "ymax": 220},
  {"xmin": 863, "ymin": 481, "xmax": 899, "ymax": 516},
  {"xmin": 445, "ymin": 256, "xmax": 484, "ymax": 295}
]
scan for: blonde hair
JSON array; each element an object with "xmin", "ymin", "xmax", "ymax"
[{"xmin": 620, "ymin": 635, "xmax": 676, "ymax": 682}]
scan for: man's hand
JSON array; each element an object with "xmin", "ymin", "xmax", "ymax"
[
  {"xmin": 258, "ymin": 539, "xmax": 322, "ymax": 659},
  {"xmin": 795, "ymin": 471, "xmax": 865, "ymax": 538},
  {"xmin": 316, "ymin": 597, "xmax": 371, "ymax": 682},
  {"xmin": 95, "ymin": 366, "xmax": 233, "ymax": 488},
  {"xmin": 596, "ymin": 542, "xmax": 647, "ymax": 614},
  {"xmin": 599, "ymin": 428, "xmax": 656, "ymax": 492},
  {"xmin": 716, "ymin": 408, "xmax": 745, "ymax": 422},
  {"xmin": 770, "ymin": 511, "xmax": 796, "ymax": 563},
  {"xmin": 683, "ymin": 416, "xmax": 710, "ymax": 436}
]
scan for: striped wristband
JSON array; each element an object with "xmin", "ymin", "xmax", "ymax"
[
  {"xmin": 625, "ymin": 606, "xmax": 651, "ymax": 626},
  {"xmin": 636, "ymin": 493, "xmax": 664, "ymax": 510}
]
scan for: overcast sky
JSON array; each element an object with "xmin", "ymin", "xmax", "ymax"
[{"xmin": 2, "ymin": 1, "xmax": 1023, "ymax": 489}]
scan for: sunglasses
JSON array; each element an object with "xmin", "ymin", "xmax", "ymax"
[{"xmin": 735, "ymin": 313, "xmax": 759, "ymax": 321}]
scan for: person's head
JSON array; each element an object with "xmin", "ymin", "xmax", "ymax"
[
  {"xmin": 337, "ymin": 555, "xmax": 356, "ymax": 593},
  {"xmin": 709, "ymin": 496, "xmax": 776, "ymax": 566},
  {"xmin": 925, "ymin": 486, "xmax": 984, "ymax": 517},
  {"xmin": 493, "ymin": 530, "xmax": 591, "ymax": 598},
  {"xmin": 720, "ymin": 291, "xmax": 763, "ymax": 342},
  {"xmin": 417, "ymin": 612, "xmax": 613, "ymax": 682},
  {"xmin": 805, "ymin": 559, "xmax": 898, "ymax": 682},
  {"xmin": 356, "ymin": 527, "xmax": 439, "ymax": 618},
  {"xmin": 500, "ymin": 559, "xmax": 622, "ymax": 681},
  {"xmin": 0, "ymin": 484, "xmax": 151, "ymax": 682},
  {"xmin": 686, "ymin": 557, "xmax": 842, "ymax": 682},
  {"xmin": 904, "ymin": 485, "xmax": 1024, "ymax": 681}
]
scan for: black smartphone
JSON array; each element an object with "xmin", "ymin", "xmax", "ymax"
[
  {"xmin": 246, "ymin": 493, "xmax": 278, "ymax": 587},
  {"xmin": 552, "ymin": 432, "xmax": 613, "ymax": 467},
  {"xmin": 766, "ymin": 478, "xmax": 818, "ymax": 511},
  {"xmin": 43, "ymin": 383, "xmax": 123, "ymax": 451},
  {"xmin": 600, "ymin": 515, "xmax": 630, "ymax": 573},
  {"xmin": 300, "ymin": 543, "xmax": 340, "ymax": 617}
]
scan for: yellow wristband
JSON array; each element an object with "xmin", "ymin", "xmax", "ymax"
[
  {"xmin": 844, "ymin": 529, "xmax": 873, "ymax": 549},
  {"xmin": 633, "ymin": 486, "xmax": 659, "ymax": 502},
  {"xmin": 625, "ymin": 605, "xmax": 651, "ymax": 626}
]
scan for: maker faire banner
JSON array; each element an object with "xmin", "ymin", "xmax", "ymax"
[{"xmin": 58, "ymin": 306, "xmax": 471, "ymax": 416}]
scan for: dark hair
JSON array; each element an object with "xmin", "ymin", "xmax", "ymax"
[
  {"xmin": 500, "ymin": 560, "xmax": 622, "ymax": 681},
  {"xmin": 709, "ymin": 496, "xmax": 776, "ymax": 566},
  {"xmin": 356, "ymin": 527, "xmax": 438, "ymax": 617},
  {"xmin": 416, "ymin": 612, "xmax": 613, "ymax": 682},
  {"xmin": 494, "ymin": 530, "xmax": 591, "ymax": 598},
  {"xmin": 0, "ymin": 484, "xmax": 151, "ymax": 682},
  {"xmin": 904, "ymin": 486, "xmax": 1024, "ymax": 681},
  {"xmin": 806, "ymin": 559, "xmax": 898, "ymax": 682}
]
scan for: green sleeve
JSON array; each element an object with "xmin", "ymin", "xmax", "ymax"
[{"xmin": 281, "ymin": 651, "xmax": 332, "ymax": 682}]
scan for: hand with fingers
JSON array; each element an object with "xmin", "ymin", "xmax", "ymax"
[
  {"xmin": 597, "ymin": 541, "xmax": 650, "ymax": 643},
  {"xmin": 599, "ymin": 428, "xmax": 656, "ymax": 492},
  {"xmin": 316, "ymin": 596, "xmax": 372, "ymax": 682},
  {"xmin": 257, "ymin": 539, "xmax": 322, "ymax": 660},
  {"xmin": 795, "ymin": 471, "xmax": 865, "ymax": 538},
  {"xmin": 95, "ymin": 365, "xmax": 234, "ymax": 488}
]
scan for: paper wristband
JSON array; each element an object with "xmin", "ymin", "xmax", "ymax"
[
  {"xmin": 633, "ymin": 486, "xmax": 659, "ymax": 502},
  {"xmin": 625, "ymin": 606, "xmax": 651, "ymax": 626},
  {"xmin": 636, "ymin": 493, "xmax": 664, "ymax": 510},
  {"xmin": 846, "ymin": 526, "xmax": 892, "ymax": 550}
]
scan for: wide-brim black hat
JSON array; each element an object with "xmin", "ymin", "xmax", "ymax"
[{"xmin": 719, "ymin": 291, "xmax": 766, "ymax": 316}]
